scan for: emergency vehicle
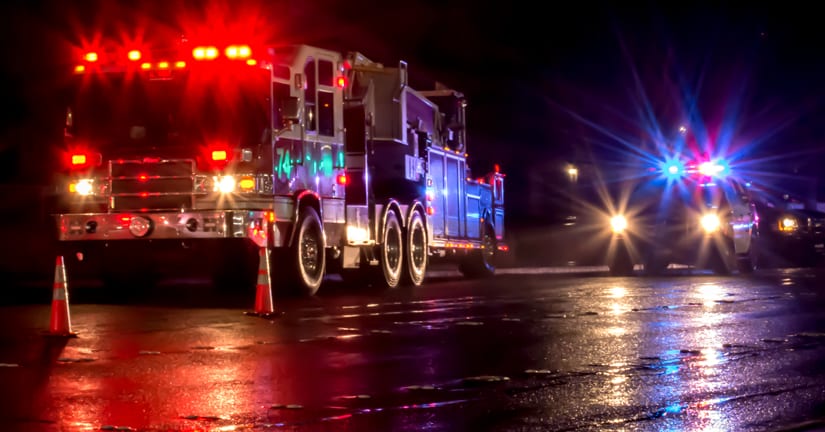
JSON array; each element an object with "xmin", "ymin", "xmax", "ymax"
[
  {"xmin": 604, "ymin": 157, "xmax": 758, "ymax": 276},
  {"xmin": 53, "ymin": 37, "xmax": 506, "ymax": 295}
]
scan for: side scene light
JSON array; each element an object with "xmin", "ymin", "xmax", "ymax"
[{"xmin": 347, "ymin": 226, "xmax": 370, "ymax": 243}]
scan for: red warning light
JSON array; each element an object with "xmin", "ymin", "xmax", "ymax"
[
  {"xmin": 211, "ymin": 149, "xmax": 228, "ymax": 161},
  {"xmin": 336, "ymin": 76, "xmax": 347, "ymax": 88},
  {"xmin": 193, "ymin": 46, "xmax": 219, "ymax": 60},
  {"xmin": 336, "ymin": 172, "xmax": 348, "ymax": 186},
  {"xmin": 71, "ymin": 154, "xmax": 87, "ymax": 166},
  {"xmin": 127, "ymin": 50, "xmax": 141, "ymax": 61},
  {"xmin": 84, "ymin": 52, "xmax": 98, "ymax": 62},
  {"xmin": 66, "ymin": 149, "xmax": 102, "ymax": 170}
]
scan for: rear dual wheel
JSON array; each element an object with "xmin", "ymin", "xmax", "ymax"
[
  {"xmin": 403, "ymin": 210, "xmax": 428, "ymax": 286},
  {"xmin": 459, "ymin": 223, "xmax": 496, "ymax": 278},
  {"xmin": 378, "ymin": 209, "xmax": 404, "ymax": 289}
]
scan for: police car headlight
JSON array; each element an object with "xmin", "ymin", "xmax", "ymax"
[
  {"xmin": 779, "ymin": 216, "xmax": 798, "ymax": 232},
  {"xmin": 610, "ymin": 215, "xmax": 628, "ymax": 234},
  {"xmin": 700, "ymin": 213, "xmax": 721, "ymax": 233}
]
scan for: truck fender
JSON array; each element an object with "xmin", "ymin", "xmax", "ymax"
[
  {"xmin": 405, "ymin": 201, "xmax": 426, "ymax": 229},
  {"xmin": 378, "ymin": 199, "xmax": 404, "ymax": 237},
  {"xmin": 480, "ymin": 207, "xmax": 494, "ymax": 230},
  {"xmin": 287, "ymin": 190, "xmax": 323, "ymax": 248}
]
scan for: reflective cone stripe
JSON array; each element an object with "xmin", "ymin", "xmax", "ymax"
[
  {"xmin": 253, "ymin": 247, "xmax": 275, "ymax": 315},
  {"xmin": 49, "ymin": 256, "xmax": 74, "ymax": 336}
]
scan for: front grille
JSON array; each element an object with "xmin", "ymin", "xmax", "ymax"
[{"xmin": 109, "ymin": 159, "xmax": 195, "ymax": 211}]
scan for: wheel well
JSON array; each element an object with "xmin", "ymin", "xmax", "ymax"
[
  {"xmin": 376, "ymin": 200, "xmax": 407, "ymax": 243},
  {"xmin": 480, "ymin": 209, "xmax": 495, "ymax": 237},
  {"xmin": 406, "ymin": 201, "xmax": 426, "ymax": 229},
  {"xmin": 288, "ymin": 191, "xmax": 322, "ymax": 248}
]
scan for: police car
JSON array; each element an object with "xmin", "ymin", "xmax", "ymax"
[{"xmin": 605, "ymin": 159, "xmax": 758, "ymax": 276}]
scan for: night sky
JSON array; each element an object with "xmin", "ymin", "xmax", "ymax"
[{"xmin": 1, "ymin": 1, "xmax": 824, "ymax": 223}]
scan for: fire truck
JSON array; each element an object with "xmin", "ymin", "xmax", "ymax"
[{"xmin": 52, "ymin": 38, "xmax": 506, "ymax": 295}]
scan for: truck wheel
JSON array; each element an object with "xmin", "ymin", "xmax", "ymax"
[
  {"xmin": 289, "ymin": 207, "xmax": 326, "ymax": 296},
  {"xmin": 460, "ymin": 223, "xmax": 496, "ymax": 278},
  {"xmin": 378, "ymin": 209, "xmax": 404, "ymax": 289},
  {"xmin": 403, "ymin": 210, "xmax": 428, "ymax": 286}
]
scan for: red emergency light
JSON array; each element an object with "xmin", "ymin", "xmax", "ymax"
[
  {"xmin": 336, "ymin": 172, "xmax": 348, "ymax": 186},
  {"xmin": 200, "ymin": 143, "xmax": 232, "ymax": 171},
  {"xmin": 65, "ymin": 149, "xmax": 102, "ymax": 171},
  {"xmin": 73, "ymin": 41, "xmax": 260, "ymax": 74},
  {"xmin": 192, "ymin": 46, "xmax": 219, "ymax": 60},
  {"xmin": 211, "ymin": 149, "xmax": 228, "ymax": 161},
  {"xmin": 225, "ymin": 45, "xmax": 251, "ymax": 59}
]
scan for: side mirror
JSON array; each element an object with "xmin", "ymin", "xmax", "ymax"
[{"xmin": 279, "ymin": 97, "xmax": 300, "ymax": 125}]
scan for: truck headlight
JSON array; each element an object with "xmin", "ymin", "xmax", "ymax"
[
  {"xmin": 610, "ymin": 215, "xmax": 628, "ymax": 234},
  {"xmin": 214, "ymin": 175, "xmax": 236, "ymax": 193},
  {"xmin": 779, "ymin": 216, "xmax": 798, "ymax": 232},
  {"xmin": 700, "ymin": 213, "xmax": 721, "ymax": 233},
  {"xmin": 69, "ymin": 178, "xmax": 95, "ymax": 196}
]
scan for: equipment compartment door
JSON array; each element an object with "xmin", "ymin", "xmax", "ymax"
[
  {"xmin": 445, "ymin": 155, "xmax": 465, "ymax": 237},
  {"xmin": 429, "ymin": 151, "xmax": 445, "ymax": 237}
]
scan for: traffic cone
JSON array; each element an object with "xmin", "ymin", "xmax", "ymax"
[
  {"xmin": 47, "ymin": 256, "xmax": 77, "ymax": 337},
  {"xmin": 245, "ymin": 247, "xmax": 279, "ymax": 318}
]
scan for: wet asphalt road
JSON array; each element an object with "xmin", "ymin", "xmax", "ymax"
[{"xmin": 2, "ymin": 268, "xmax": 825, "ymax": 431}]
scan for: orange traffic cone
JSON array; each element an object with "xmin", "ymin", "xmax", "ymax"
[
  {"xmin": 47, "ymin": 256, "xmax": 77, "ymax": 337},
  {"xmin": 245, "ymin": 247, "xmax": 279, "ymax": 318}
]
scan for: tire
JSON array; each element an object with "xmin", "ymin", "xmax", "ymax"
[
  {"xmin": 710, "ymin": 243, "xmax": 734, "ymax": 275},
  {"xmin": 460, "ymin": 223, "xmax": 496, "ymax": 278},
  {"xmin": 378, "ymin": 209, "xmax": 404, "ymax": 289},
  {"xmin": 403, "ymin": 210, "xmax": 428, "ymax": 286},
  {"xmin": 643, "ymin": 254, "xmax": 668, "ymax": 276},
  {"xmin": 737, "ymin": 235, "xmax": 759, "ymax": 274},
  {"xmin": 283, "ymin": 207, "xmax": 326, "ymax": 296},
  {"xmin": 608, "ymin": 249, "xmax": 634, "ymax": 276}
]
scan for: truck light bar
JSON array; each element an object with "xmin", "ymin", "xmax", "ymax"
[
  {"xmin": 193, "ymin": 46, "xmax": 219, "ymax": 60},
  {"xmin": 75, "ymin": 43, "xmax": 257, "ymax": 74}
]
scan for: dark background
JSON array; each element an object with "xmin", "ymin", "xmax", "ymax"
[{"xmin": 0, "ymin": 0, "xmax": 823, "ymax": 267}]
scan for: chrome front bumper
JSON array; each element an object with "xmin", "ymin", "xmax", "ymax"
[{"xmin": 56, "ymin": 210, "xmax": 276, "ymax": 247}]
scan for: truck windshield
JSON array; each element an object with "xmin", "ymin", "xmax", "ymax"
[{"xmin": 65, "ymin": 71, "xmax": 270, "ymax": 150}]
